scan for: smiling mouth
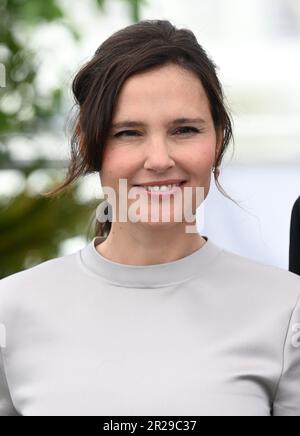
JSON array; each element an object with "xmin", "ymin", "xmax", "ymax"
[
  {"xmin": 131, "ymin": 181, "xmax": 187, "ymax": 196},
  {"xmin": 133, "ymin": 181, "xmax": 186, "ymax": 188}
]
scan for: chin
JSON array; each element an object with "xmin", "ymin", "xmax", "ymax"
[{"xmin": 138, "ymin": 217, "xmax": 184, "ymax": 228}]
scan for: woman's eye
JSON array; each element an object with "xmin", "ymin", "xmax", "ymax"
[
  {"xmin": 114, "ymin": 127, "xmax": 200, "ymax": 138},
  {"xmin": 175, "ymin": 127, "xmax": 200, "ymax": 135},
  {"xmin": 114, "ymin": 130, "xmax": 139, "ymax": 137}
]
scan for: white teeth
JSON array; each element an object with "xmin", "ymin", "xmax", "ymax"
[{"xmin": 142, "ymin": 183, "xmax": 180, "ymax": 192}]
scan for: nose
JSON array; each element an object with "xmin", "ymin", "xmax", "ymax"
[{"xmin": 143, "ymin": 136, "xmax": 176, "ymax": 172}]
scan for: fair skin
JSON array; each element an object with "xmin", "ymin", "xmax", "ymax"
[{"xmin": 96, "ymin": 63, "xmax": 222, "ymax": 266}]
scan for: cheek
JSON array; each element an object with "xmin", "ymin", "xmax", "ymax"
[
  {"xmin": 183, "ymin": 140, "xmax": 216, "ymax": 173},
  {"xmin": 100, "ymin": 146, "xmax": 132, "ymax": 186},
  {"xmin": 184, "ymin": 143, "xmax": 215, "ymax": 203}
]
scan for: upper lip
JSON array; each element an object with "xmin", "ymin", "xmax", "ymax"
[{"xmin": 134, "ymin": 179, "xmax": 186, "ymax": 187}]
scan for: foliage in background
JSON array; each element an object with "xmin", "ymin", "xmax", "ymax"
[
  {"xmin": 0, "ymin": 191, "xmax": 98, "ymax": 278},
  {"xmin": 0, "ymin": 0, "xmax": 146, "ymax": 278}
]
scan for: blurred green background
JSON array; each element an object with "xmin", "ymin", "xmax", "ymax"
[{"xmin": 0, "ymin": 0, "xmax": 146, "ymax": 278}]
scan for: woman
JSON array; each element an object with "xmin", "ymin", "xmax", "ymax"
[{"xmin": 0, "ymin": 20, "xmax": 299, "ymax": 417}]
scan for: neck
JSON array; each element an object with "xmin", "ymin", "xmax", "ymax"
[{"xmin": 95, "ymin": 221, "xmax": 207, "ymax": 266}]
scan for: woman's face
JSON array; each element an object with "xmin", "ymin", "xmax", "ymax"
[{"xmin": 100, "ymin": 63, "xmax": 221, "ymax": 228}]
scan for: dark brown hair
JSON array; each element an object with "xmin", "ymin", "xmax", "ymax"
[{"xmin": 43, "ymin": 19, "xmax": 238, "ymax": 238}]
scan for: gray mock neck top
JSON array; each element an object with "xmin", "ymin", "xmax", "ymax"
[
  {"xmin": 80, "ymin": 235, "xmax": 223, "ymax": 288},
  {"xmin": 0, "ymin": 236, "xmax": 300, "ymax": 416}
]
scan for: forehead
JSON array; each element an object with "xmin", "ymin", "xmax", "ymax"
[{"xmin": 114, "ymin": 64, "xmax": 210, "ymax": 115}]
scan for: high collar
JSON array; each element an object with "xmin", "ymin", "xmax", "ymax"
[{"xmin": 79, "ymin": 235, "xmax": 223, "ymax": 288}]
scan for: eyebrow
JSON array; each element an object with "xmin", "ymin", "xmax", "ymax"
[{"xmin": 111, "ymin": 117, "xmax": 206, "ymax": 129}]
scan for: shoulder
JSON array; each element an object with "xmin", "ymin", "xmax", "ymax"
[
  {"xmin": 1, "ymin": 250, "xmax": 78, "ymax": 285},
  {"xmin": 214, "ymin": 246, "xmax": 300, "ymax": 304},
  {"xmin": 291, "ymin": 196, "xmax": 300, "ymax": 214},
  {"xmin": 0, "ymin": 251, "xmax": 79, "ymax": 312},
  {"xmin": 294, "ymin": 196, "xmax": 300, "ymax": 206}
]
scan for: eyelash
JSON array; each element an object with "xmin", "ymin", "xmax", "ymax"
[{"xmin": 114, "ymin": 127, "xmax": 201, "ymax": 138}]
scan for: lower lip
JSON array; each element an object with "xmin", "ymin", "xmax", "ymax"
[{"xmin": 133, "ymin": 182, "xmax": 186, "ymax": 197}]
